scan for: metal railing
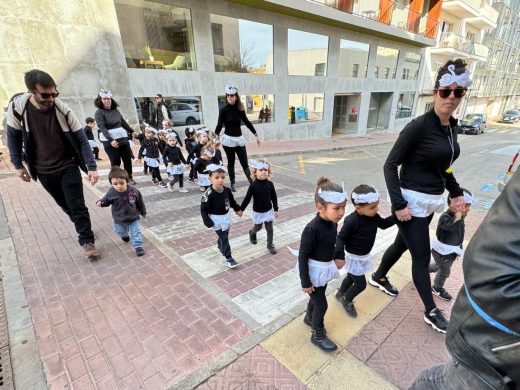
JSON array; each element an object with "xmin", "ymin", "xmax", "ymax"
[{"xmin": 438, "ymin": 32, "xmax": 488, "ymax": 58}]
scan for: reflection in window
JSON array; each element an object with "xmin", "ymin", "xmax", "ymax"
[
  {"xmin": 217, "ymin": 95, "xmax": 275, "ymax": 124},
  {"xmin": 288, "ymin": 93, "xmax": 325, "ymax": 124},
  {"xmin": 403, "ymin": 52, "xmax": 421, "ymax": 80},
  {"xmin": 396, "ymin": 92, "xmax": 415, "ymax": 119},
  {"xmin": 114, "ymin": 1, "xmax": 196, "ymax": 70},
  {"xmin": 315, "ymin": 63, "xmax": 326, "ymax": 76},
  {"xmin": 375, "ymin": 46, "xmax": 399, "ymax": 79},
  {"xmin": 338, "ymin": 39, "xmax": 369, "ymax": 78},
  {"xmin": 210, "ymin": 15, "xmax": 273, "ymax": 74},
  {"xmin": 134, "ymin": 96, "xmax": 203, "ymax": 126},
  {"xmin": 288, "ymin": 29, "xmax": 329, "ymax": 76}
]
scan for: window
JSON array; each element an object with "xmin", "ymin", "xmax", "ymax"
[
  {"xmin": 134, "ymin": 96, "xmax": 203, "ymax": 126},
  {"xmin": 288, "ymin": 29, "xmax": 329, "ymax": 76},
  {"xmin": 315, "ymin": 63, "xmax": 326, "ymax": 76},
  {"xmin": 396, "ymin": 92, "xmax": 415, "ymax": 119},
  {"xmin": 217, "ymin": 94, "xmax": 275, "ymax": 124},
  {"xmin": 210, "ymin": 15, "xmax": 273, "ymax": 74},
  {"xmin": 114, "ymin": 1, "xmax": 196, "ymax": 70},
  {"xmin": 338, "ymin": 39, "xmax": 369, "ymax": 78},
  {"xmin": 374, "ymin": 66, "xmax": 379, "ymax": 78},
  {"xmin": 402, "ymin": 68, "xmax": 410, "ymax": 79},
  {"xmin": 403, "ymin": 52, "xmax": 421, "ymax": 80},
  {"xmin": 375, "ymin": 46, "xmax": 399, "ymax": 79},
  {"xmin": 424, "ymin": 102, "xmax": 434, "ymax": 113},
  {"xmin": 384, "ymin": 67, "xmax": 390, "ymax": 79},
  {"xmin": 288, "ymin": 93, "xmax": 324, "ymax": 124}
]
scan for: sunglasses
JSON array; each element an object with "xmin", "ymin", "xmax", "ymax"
[
  {"xmin": 226, "ymin": 94, "xmax": 236, "ymax": 97},
  {"xmin": 36, "ymin": 91, "xmax": 59, "ymax": 99},
  {"xmin": 436, "ymin": 88, "xmax": 466, "ymax": 99}
]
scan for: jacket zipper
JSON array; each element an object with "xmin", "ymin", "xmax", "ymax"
[{"xmin": 491, "ymin": 341, "xmax": 520, "ymax": 353}]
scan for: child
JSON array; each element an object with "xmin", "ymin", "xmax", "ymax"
[
  {"xmin": 209, "ymin": 134, "xmax": 224, "ymax": 165},
  {"xmin": 135, "ymin": 125, "xmax": 167, "ymax": 187},
  {"xmin": 184, "ymin": 126, "xmax": 197, "ymax": 154},
  {"xmin": 163, "ymin": 133, "xmax": 189, "ymax": 193},
  {"xmin": 135, "ymin": 124, "xmax": 148, "ymax": 175},
  {"xmin": 195, "ymin": 145, "xmax": 214, "ymax": 191},
  {"xmin": 200, "ymin": 164, "xmax": 243, "ymax": 268},
  {"xmin": 334, "ymin": 185, "xmax": 396, "ymax": 318},
  {"xmin": 429, "ymin": 188, "xmax": 473, "ymax": 301},
  {"xmin": 240, "ymin": 159, "xmax": 278, "ymax": 254},
  {"xmin": 187, "ymin": 128, "xmax": 209, "ymax": 183},
  {"xmin": 96, "ymin": 167, "xmax": 146, "ymax": 256},
  {"xmin": 298, "ymin": 177, "xmax": 347, "ymax": 352},
  {"xmin": 157, "ymin": 130, "xmax": 167, "ymax": 155},
  {"xmin": 163, "ymin": 120, "xmax": 183, "ymax": 147},
  {"xmin": 84, "ymin": 117, "xmax": 101, "ymax": 160}
]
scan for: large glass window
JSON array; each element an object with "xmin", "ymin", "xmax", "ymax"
[
  {"xmin": 210, "ymin": 15, "xmax": 273, "ymax": 74},
  {"xmin": 396, "ymin": 92, "xmax": 415, "ymax": 118},
  {"xmin": 374, "ymin": 46, "xmax": 399, "ymax": 79},
  {"xmin": 288, "ymin": 93, "xmax": 324, "ymax": 124},
  {"xmin": 288, "ymin": 30, "xmax": 329, "ymax": 76},
  {"xmin": 217, "ymin": 95, "xmax": 275, "ymax": 124},
  {"xmin": 114, "ymin": 1, "xmax": 196, "ymax": 70},
  {"xmin": 338, "ymin": 39, "xmax": 369, "ymax": 78},
  {"xmin": 402, "ymin": 52, "xmax": 421, "ymax": 80},
  {"xmin": 134, "ymin": 96, "xmax": 203, "ymax": 126}
]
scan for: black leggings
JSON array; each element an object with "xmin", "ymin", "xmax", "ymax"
[
  {"xmin": 250, "ymin": 221, "xmax": 274, "ymax": 245},
  {"xmin": 103, "ymin": 141, "xmax": 133, "ymax": 178},
  {"xmin": 150, "ymin": 166, "xmax": 163, "ymax": 182},
  {"xmin": 306, "ymin": 285, "xmax": 328, "ymax": 330},
  {"xmin": 169, "ymin": 174, "xmax": 184, "ymax": 188},
  {"xmin": 374, "ymin": 214, "xmax": 436, "ymax": 312},
  {"xmin": 222, "ymin": 145, "xmax": 252, "ymax": 183},
  {"xmin": 339, "ymin": 273, "xmax": 367, "ymax": 302}
]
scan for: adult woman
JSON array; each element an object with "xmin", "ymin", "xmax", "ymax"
[
  {"xmin": 94, "ymin": 90, "xmax": 135, "ymax": 183},
  {"xmin": 368, "ymin": 59, "xmax": 471, "ymax": 333},
  {"xmin": 215, "ymin": 85, "xmax": 260, "ymax": 191},
  {"xmin": 155, "ymin": 94, "xmax": 169, "ymax": 129}
]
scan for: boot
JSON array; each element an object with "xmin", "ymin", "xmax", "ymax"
[
  {"xmin": 303, "ymin": 313, "xmax": 326, "ymax": 335},
  {"xmin": 230, "ymin": 180, "xmax": 236, "ymax": 192},
  {"xmin": 311, "ymin": 328, "xmax": 337, "ymax": 352},
  {"xmin": 340, "ymin": 296, "xmax": 358, "ymax": 318},
  {"xmin": 267, "ymin": 243, "xmax": 277, "ymax": 254},
  {"xmin": 249, "ymin": 230, "xmax": 257, "ymax": 245},
  {"xmin": 244, "ymin": 168, "xmax": 253, "ymax": 183}
]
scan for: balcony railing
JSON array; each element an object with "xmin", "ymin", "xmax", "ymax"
[
  {"xmin": 307, "ymin": 0, "xmax": 439, "ymax": 39},
  {"xmin": 438, "ymin": 32, "xmax": 488, "ymax": 58}
]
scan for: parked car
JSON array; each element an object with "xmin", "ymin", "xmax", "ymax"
[
  {"xmin": 168, "ymin": 102, "xmax": 201, "ymax": 126},
  {"xmin": 458, "ymin": 113, "xmax": 486, "ymax": 135},
  {"xmin": 500, "ymin": 109, "xmax": 520, "ymax": 123},
  {"xmin": 498, "ymin": 148, "xmax": 519, "ymax": 192}
]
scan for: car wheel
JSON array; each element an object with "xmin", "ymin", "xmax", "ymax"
[{"xmin": 186, "ymin": 117, "xmax": 196, "ymax": 125}]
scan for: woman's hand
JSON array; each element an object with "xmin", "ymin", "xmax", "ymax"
[
  {"xmin": 110, "ymin": 140, "xmax": 119, "ymax": 148},
  {"xmin": 255, "ymin": 134, "xmax": 261, "ymax": 146},
  {"xmin": 450, "ymin": 195, "xmax": 465, "ymax": 211},
  {"xmin": 134, "ymin": 158, "xmax": 141, "ymax": 164},
  {"xmin": 274, "ymin": 211, "xmax": 279, "ymax": 219},
  {"xmin": 302, "ymin": 286, "xmax": 315, "ymax": 294},
  {"xmin": 395, "ymin": 206, "xmax": 412, "ymax": 222}
]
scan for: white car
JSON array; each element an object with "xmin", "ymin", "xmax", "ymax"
[
  {"xmin": 168, "ymin": 103, "xmax": 201, "ymax": 126},
  {"xmin": 498, "ymin": 148, "xmax": 519, "ymax": 192}
]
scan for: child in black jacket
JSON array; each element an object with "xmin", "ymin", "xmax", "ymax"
[
  {"xmin": 163, "ymin": 133, "xmax": 189, "ymax": 193},
  {"xmin": 135, "ymin": 126, "xmax": 166, "ymax": 187}
]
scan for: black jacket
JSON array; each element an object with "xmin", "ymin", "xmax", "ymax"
[
  {"xmin": 200, "ymin": 186, "xmax": 240, "ymax": 228},
  {"xmin": 446, "ymin": 170, "xmax": 520, "ymax": 389},
  {"xmin": 98, "ymin": 185, "xmax": 146, "ymax": 224}
]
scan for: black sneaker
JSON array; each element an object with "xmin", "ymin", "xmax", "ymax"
[
  {"xmin": 432, "ymin": 287, "xmax": 453, "ymax": 301},
  {"xmin": 159, "ymin": 181, "xmax": 167, "ymax": 188},
  {"xmin": 368, "ymin": 274, "xmax": 399, "ymax": 296},
  {"xmin": 424, "ymin": 307, "xmax": 449, "ymax": 333},
  {"xmin": 152, "ymin": 179, "xmax": 158, "ymax": 185},
  {"xmin": 249, "ymin": 230, "xmax": 257, "ymax": 245},
  {"xmin": 135, "ymin": 247, "xmax": 145, "ymax": 257},
  {"xmin": 335, "ymin": 290, "xmax": 344, "ymax": 301},
  {"xmin": 267, "ymin": 244, "xmax": 277, "ymax": 254},
  {"xmin": 121, "ymin": 235, "xmax": 130, "ymax": 243},
  {"xmin": 226, "ymin": 258, "xmax": 239, "ymax": 268},
  {"xmin": 340, "ymin": 296, "xmax": 357, "ymax": 318}
]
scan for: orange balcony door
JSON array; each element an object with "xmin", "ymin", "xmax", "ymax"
[
  {"xmin": 337, "ymin": 0, "xmax": 354, "ymax": 12},
  {"xmin": 426, "ymin": 0, "xmax": 443, "ymax": 39},
  {"xmin": 407, "ymin": 0, "xmax": 424, "ymax": 33},
  {"xmin": 378, "ymin": 0, "xmax": 394, "ymax": 24}
]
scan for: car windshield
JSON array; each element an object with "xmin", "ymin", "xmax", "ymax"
[
  {"xmin": 464, "ymin": 115, "xmax": 481, "ymax": 123},
  {"xmin": 505, "ymin": 110, "xmax": 518, "ymax": 115}
]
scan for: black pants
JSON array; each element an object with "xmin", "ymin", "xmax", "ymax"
[
  {"xmin": 306, "ymin": 285, "xmax": 328, "ymax": 329},
  {"xmin": 222, "ymin": 145, "xmax": 252, "ymax": 183},
  {"xmin": 250, "ymin": 221, "xmax": 274, "ymax": 245},
  {"xmin": 215, "ymin": 229, "xmax": 231, "ymax": 259},
  {"xmin": 92, "ymin": 146, "xmax": 99, "ymax": 159},
  {"xmin": 431, "ymin": 250, "xmax": 456, "ymax": 290},
  {"xmin": 150, "ymin": 166, "xmax": 163, "ymax": 182},
  {"xmin": 169, "ymin": 174, "xmax": 184, "ymax": 188},
  {"xmin": 102, "ymin": 141, "xmax": 133, "ymax": 178},
  {"xmin": 339, "ymin": 273, "xmax": 367, "ymax": 302},
  {"xmin": 38, "ymin": 166, "xmax": 94, "ymax": 246},
  {"xmin": 374, "ymin": 214, "xmax": 436, "ymax": 312},
  {"xmin": 143, "ymin": 160, "xmax": 148, "ymax": 174}
]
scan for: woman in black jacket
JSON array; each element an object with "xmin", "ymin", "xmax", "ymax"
[{"xmin": 215, "ymin": 85, "xmax": 260, "ymax": 191}]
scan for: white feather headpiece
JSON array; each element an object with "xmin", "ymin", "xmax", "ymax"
[
  {"xmin": 99, "ymin": 89, "xmax": 112, "ymax": 98},
  {"xmin": 438, "ymin": 65, "xmax": 472, "ymax": 88},
  {"xmin": 225, "ymin": 85, "xmax": 238, "ymax": 95}
]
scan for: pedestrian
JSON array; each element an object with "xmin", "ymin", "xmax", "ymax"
[
  {"xmin": 84, "ymin": 117, "xmax": 102, "ymax": 160},
  {"xmin": 184, "ymin": 127, "xmax": 197, "ymax": 154},
  {"xmin": 215, "ymin": 85, "xmax": 261, "ymax": 192},
  {"xmin": 369, "ymin": 59, "xmax": 472, "ymax": 333},
  {"xmin": 162, "ymin": 119, "xmax": 183, "ymax": 147},
  {"xmin": 155, "ymin": 94, "xmax": 169, "ymax": 129},
  {"xmin": 298, "ymin": 177, "xmax": 347, "ymax": 352},
  {"xmin": 240, "ymin": 159, "xmax": 279, "ymax": 254},
  {"xmin": 163, "ymin": 133, "xmax": 189, "ymax": 193},
  {"xmin": 258, "ymin": 107, "xmax": 265, "ymax": 123},
  {"xmin": 334, "ymin": 185, "xmax": 396, "ymax": 318},
  {"xmin": 96, "ymin": 167, "xmax": 146, "ymax": 257},
  {"xmin": 135, "ymin": 125, "xmax": 166, "ymax": 187},
  {"xmin": 209, "ymin": 133, "xmax": 224, "ymax": 165},
  {"xmin": 94, "ymin": 90, "xmax": 135, "ymax": 184},
  {"xmin": 135, "ymin": 123, "xmax": 148, "ymax": 175},
  {"xmin": 264, "ymin": 106, "xmax": 271, "ymax": 123},
  {"xmin": 200, "ymin": 164, "xmax": 243, "ymax": 269},
  {"xmin": 186, "ymin": 128, "xmax": 209, "ymax": 183},
  {"xmin": 429, "ymin": 189, "xmax": 473, "ymax": 301},
  {"xmin": 6, "ymin": 69, "xmax": 100, "ymax": 259},
  {"xmin": 410, "ymin": 171, "xmax": 520, "ymax": 390},
  {"xmin": 195, "ymin": 145, "xmax": 215, "ymax": 191},
  {"xmin": 142, "ymin": 97, "xmax": 155, "ymax": 125}
]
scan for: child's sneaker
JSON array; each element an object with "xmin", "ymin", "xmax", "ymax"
[
  {"xmin": 151, "ymin": 179, "xmax": 158, "ymax": 185},
  {"xmin": 368, "ymin": 274, "xmax": 399, "ymax": 296},
  {"xmin": 135, "ymin": 247, "xmax": 145, "ymax": 257},
  {"xmin": 335, "ymin": 290, "xmax": 344, "ymax": 301},
  {"xmin": 121, "ymin": 235, "xmax": 130, "ymax": 243},
  {"xmin": 340, "ymin": 296, "xmax": 357, "ymax": 318},
  {"xmin": 424, "ymin": 307, "xmax": 449, "ymax": 333},
  {"xmin": 432, "ymin": 286, "xmax": 453, "ymax": 301},
  {"xmin": 267, "ymin": 244, "xmax": 277, "ymax": 254},
  {"xmin": 178, "ymin": 188, "xmax": 189, "ymax": 193},
  {"xmin": 226, "ymin": 258, "xmax": 239, "ymax": 268},
  {"xmin": 167, "ymin": 182, "xmax": 174, "ymax": 192},
  {"xmin": 187, "ymin": 177, "xmax": 195, "ymax": 183},
  {"xmin": 159, "ymin": 182, "xmax": 167, "ymax": 188}
]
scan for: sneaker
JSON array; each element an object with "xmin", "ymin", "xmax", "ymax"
[
  {"xmin": 335, "ymin": 290, "xmax": 344, "ymax": 301},
  {"xmin": 187, "ymin": 177, "xmax": 195, "ymax": 183},
  {"xmin": 121, "ymin": 236, "xmax": 130, "ymax": 243},
  {"xmin": 152, "ymin": 179, "xmax": 158, "ymax": 185},
  {"xmin": 135, "ymin": 247, "xmax": 145, "ymax": 257},
  {"xmin": 226, "ymin": 258, "xmax": 239, "ymax": 268},
  {"xmin": 159, "ymin": 181, "xmax": 167, "ymax": 188},
  {"xmin": 178, "ymin": 188, "xmax": 189, "ymax": 193},
  {"xmin": 249, "ymin": 230, "xmax": 257, "ymax": 245},
  {"xmin": 167, "ymin": 182, "xmax": 174, "ymax": 192},
  {"xmin": 368, "ymin": 274, "xmax": 399, "ymax": 296},
  {"xmin": 432, "ymin": 286, "xmax": 453, "ymax": 301},
  {"xmin": 267, "ymin": 244, "xmax": 277, "ymax": 254},
  {"xmin": 424, "ymin": 307, "xmax": 449, "ymax": 333},
  {"xmin": 82, "ymin": 243, "xmax": 99, "ymax": 259},
  {"xmin": 340, "ymin": 296, "xmax": 358, "ymax": 318}
]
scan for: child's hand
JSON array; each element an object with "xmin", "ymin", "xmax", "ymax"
[
  {"xmin": 302, "ymin": 286, "xmax": 315, "ymax": 294},
  {"xmin": 454, "ymin": 211, "xmax": 463, "ymax": 221},
  {"xmin": 185, "ymin": 164, "xmax": 190, "ymax": 169},
  {"xmin": 96, "ymin": 200, "xmax": 102, "ymax": 207},
  {"xmin": 236, "ymin": 210, "xmax": 243, "ymax": 217},
  {"xmin": 134, "ymin": 158, "xmax": 141, "ymax": 164},
  {"xmin": 274, "ymin": 211, "xmax": 279, "ymax": 219},
  {"xmin": 334, "ymin": 259, "xmax": 345, "ymax": 270}
]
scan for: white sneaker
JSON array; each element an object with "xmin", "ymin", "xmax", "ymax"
[
  {"xmin": 167, "ymin": 183, "xmax": 174, "ymax": 192},
  {"xmin": 178, "ymin": 188, "xmax": 188, "ymax": 193}
]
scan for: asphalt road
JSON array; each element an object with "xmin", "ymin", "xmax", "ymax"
[{"xmin": 267, "ymin": 125, "xmax": 520, "ymax": 212}]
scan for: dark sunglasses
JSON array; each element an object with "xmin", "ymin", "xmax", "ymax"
[
  {"xmin": 436, "ymin": 88, "xmax": 466, "ymax": 99},
  {"xmin": 36, "ymin": 91, "xmax": 59, "ymax": 99},
  {"xmin": 226, "ymin": 94, "xmax": 236, "ymax": 97}
]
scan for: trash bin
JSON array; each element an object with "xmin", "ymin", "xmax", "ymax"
[{"xmin": 296, "ymin": 106, "xmax": 308, "ymax": 121}]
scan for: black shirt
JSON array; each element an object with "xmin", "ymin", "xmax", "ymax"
[
  {"xmin": 215, "ymin": 105, "xmax": 257, "ymax": 137},
  {"xmin": 240, "ymin": 179, "xmax": 279, "ymax": 212},
  {"xmin": 185, "ymin": 138, "xmax": 197, "ymax": 154},
  {"xmin": 298, "ymin": 214, "xmax": 338, "ymax": 288},
  {"xmin": 163, "ymin": 145, "xmax": 187, "ymax": 165},
  {"xmin": 384, "ymin": 109, "xmax": 463, "ymax": 211},
  {"xmin": 187, "ymin": 142, "xmax": 205, "ymax": 163},
  {"xmin": 195, "ymin": 158, "xmax": 211, "ymax": 174},
  {"xmin": 83, "ymin": 125, "xmax": 95, "ymax": 141},
  {"xmin": 334, "ymin": 212, "xmax": 396, "ymax": 258},
  {"xmin": 94, "ymin": 108, "xmax": 133, "ymax": 142},
  {"xmin": 200, "ymin": 186, "xmax": 241, "ymax": 227},
  {"xmin": 138, "ymin": 138, "xmax": 160, "ymax": 159}
]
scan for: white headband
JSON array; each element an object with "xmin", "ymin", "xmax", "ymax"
[
  {"xmin": 205, "ymin": 164, "xmax": 227, "ymax": 173},
  {"xmin": 202, "ymin": 148, "xmax": 215, "ymax": 158},
  {"xmin": 463, "ymin": 191, "xmax": 473, "ymax": 204},
  {"xmin": 99, "ymin": 89, "xmax": 112, "ymax": 98},
  {"xmin": 145, "ymin": 125, "xmax": 158, "ymax": 134},
  {"xmin": 249, "ymin": 159, "xmax": 270, "ymax": 170},
  {"xmin": 166, "ymin": 133, "xmax": 177, "ymax": 140},
  {"xmin": 352, "ymin": 189, "xmax": 380, "ymax": 204},
  {"xmin": 438, "ymin": 65, "xmax": 472, "ymax": 88},
  {"xmin": 318, "ymin": 188, "xmax": 348, "ymax": 204},
  {"xmin": 225, "ymin": 85, "xmax": 238, "ymax": 95},
  {"xmin": 196, "ymin": 128, "xmax": 208, "ymax": 136}
]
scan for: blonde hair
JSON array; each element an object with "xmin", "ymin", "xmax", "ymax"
[
  {"xmin": 251, "ymin": 159, "xmax": 272, "ymax": 181},
  {"xmin": 314, "ymin": 176, "xmax": 344, "ymax": 205}
]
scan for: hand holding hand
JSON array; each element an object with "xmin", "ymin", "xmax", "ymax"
[
  {"xmin": 95, "ymin": 200, "xmax": 102, "ymax": 207},
  {"xmin": 236, "ymin": 210, "xmax": 243, "ymax": 217},
  {"xmin": 302, "ymin": 286, "xmax": 315, "ymax": 295},
  {"xmin": 395, "ymin": 207, "xmax": 412, "ymax": 222},
  {"xmin": 134, "ymin": 158, "xmax": 141, "ymax": 164},
  {"xmin": 16, "ymin": 168, "xmax": 31, "ymax": 182},
  {"xmin": 334, "ymin": 259, "xmax": 345, "ymax": 270}
]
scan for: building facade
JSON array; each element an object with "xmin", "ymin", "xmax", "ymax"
[{"xmin": 1, "ymin": 0, "xmax": 444, "ymax": 141}]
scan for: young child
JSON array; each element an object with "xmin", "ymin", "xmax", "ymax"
[
  {"xmin": 429, "ymin": 188, "xmax": 473, "ymax": 301},
  {"xmin": 184, "ymin": 127, "xmax": 197, "ymax": 153},
  {"xmin": 96, "ymin": 167, "xmax": 146, "ymax": 256},
  {"xmin": 209, "ymin": 133, "xmax": 224, "ymax": 165},
  {"xmin": 187, "ymin": 128, "xmax": 209, "ymax": 183},
  {"xmin": 334, "ymin": 185, "xmax": 396, "ymax": 318},
  {"xmin": 240, "ymin": 159, "xmax": 279, "ymax": 254},
  {"xmin": 163, "ymin": 133, "xmax": 189, "ymax": 193},
  {"xmin": 195, "ymin": 145, "xmax": 214, "ymax": 191},
  {"xmin": 298, "ymin": 177, "xmax": 347, "ymax": 352},
  {"xmin": 135, "ymin": 125, "xmax": 167, "ymax": 187},
  {"xmin": 84, "ymin": 117, "xmax": 101, "ymax": 160},
  {"xmin": 157, "ymin": 130, "xmax": 167, "ymax": 155},
  {"xmin": 135, "ymin": 124, "xmax": 148, "ymax": 175},
  {"xmin": 200, "ymin": 164, "xmax": 243, "ymax": 269},
  {"xmin": 163, "ymin": 120, "xmax": 183, "ymax": 147}
]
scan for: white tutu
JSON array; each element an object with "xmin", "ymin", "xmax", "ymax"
[
  {"xmin": 344, "ymin": 251, "xmax": 373, "ymax": 276},
  {"xmin": 99, "ymin": 127, "xmax": 128, "ymax": 142},
  {"xmin": 167, "ymin": 164, "xmax": 186, "ymax": 175},
  {"xmin": 221, "ymin": 135, "xmax": 246, "ymax": 147},
  {"xmin": 210, "ymin": 212, "xmax": 232, "ymax": 231},
  {"xmin": 88, "ymin": 140, "xmax": 98, "ymax": 149},
  {"xmin": 198, "ymin": 173, "xmax": 210, "ymax": 187},
  {"xmin": 305, "ymin": 259, "xmax": 340, "ymax": 287},
  {"xmin": 144, "ymin": 156, "xmax": 160, "ymax": 168},
  {"xmin": 401, "ymin": 189, "xmax": 445, "ymax": 217},
  {"xmin": 431, "ymin": 237, "xmax": 463, "ymax": 256},
  {"xmin": 251, "ymin": 209, "xmax": 275, "ymax": 224}
]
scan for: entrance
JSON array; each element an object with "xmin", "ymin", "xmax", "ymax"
[
  {"xmin": 367, "ymin": 92, "xmax": 393, "ymax": 131},
  {"xmin": 332, "ymin": 94, "xmax": 361, "ymax": 135}
]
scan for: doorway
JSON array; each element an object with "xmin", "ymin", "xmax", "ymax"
[
  {"xmin": 367, "ymin": 92, "xmax": 393, "ymax": 131},
  {"xmin": 332, "ymin": 94, "xmax": 361, "ymax": 135}
]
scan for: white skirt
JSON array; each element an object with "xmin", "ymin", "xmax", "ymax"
[
  {"xmin": 198, "ymin": 173, "xmax": 210, "ymax": 187},
  {"xmin": 167, "ymin": 164, "xmax": 186, "ymax": 175},
  {"xmin": 144, "ymin": 156, "xmax": 160, "ymax": 168},
  {"xmin": 401, "ymin": 189, "xmax": 445, "ymax": 217},
  {"xmin": 88, "ymin": 140, "xmax": 98, "ymax": 149},
  {"xmin": 431, "ymin": 237, "xmax": 463, "ymax": 256},
  {"xmin": 344, "ymin": 251, "xmax": 373, "ymax": 276},
  {"xmin": 210, "ymin": 212, "xmax": 232, "ymax": 231},
  {"xmin": 99, "ymin": 127, "xmax": 128, "ymax": 142},
  {"xmin": 251, "ymin": 209, "xmax": 275, "ymax": 224},
  {"xmin": 221, "ymin": 134, "xmax": 246, "ymax": 148},
  {"xmin": 305, "ymin": 259, "xmax": 340, "ymax": 287}
]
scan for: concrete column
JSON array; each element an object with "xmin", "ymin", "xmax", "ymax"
[{"xmin": 272, "ymin": 24, "xmax": 289, "ymax": 140}]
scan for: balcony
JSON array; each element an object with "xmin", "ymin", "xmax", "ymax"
[
  {"xmin": 442, "ymin": 0, "xmax": 481, "ymax": 18},
  {"xmin": 430, "ymin": 32, "xmax": 489, "ymax": 61},
  {"xmin": 466, "ymin": 3, "xmax": 499, "ymax": 29}
]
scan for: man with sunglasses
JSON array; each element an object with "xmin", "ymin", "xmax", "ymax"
[{"xmin": 6, "ymin": 69, "xmax": 100, "ymax": 260}]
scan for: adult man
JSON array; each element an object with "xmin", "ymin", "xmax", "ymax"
[
  {"xmin": 84, "ymin": 117, "xmax": 101, "ymax": 161},
  {"xmin": 6, "ymin": 69, "xmax": 100, "ymax": 259},
  {"xmin": 410, "ymin": 170, "xmax": 520, "ymax": 389}
]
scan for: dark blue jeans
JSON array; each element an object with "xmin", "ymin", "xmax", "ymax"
[{"xmin": 215, "ymin": 229, "xmax": 231, "ymax": 259}]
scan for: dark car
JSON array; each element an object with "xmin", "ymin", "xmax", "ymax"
[
  {"xmin": 500, "ymin": 109, "xmax": 520, "ymax": 123},
  {"xmin": 458, "ymin": 113, "xmax": 486, "ymax": 135}
]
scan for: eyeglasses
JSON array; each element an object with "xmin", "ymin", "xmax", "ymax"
[
  {"xmin": 226, "ymin": 94, "xmax": 236, "ymax": 97},
  {"xmin": 436, "ymin": 88, "xmax": 467, "ymax": 99},
  {"xmin": 35, "ymin": 91, "xmax": 59, "ymax": 99}
]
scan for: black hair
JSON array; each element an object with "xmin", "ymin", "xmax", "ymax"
[
  {"xmin": 448, "ymin": 187, "xmax": 472, "ymax": 205},
  {"xmin": 351, "ymin": 184, "xmax": 377, "ymax": 205},
  {"xmin": 315, "ymin": 176, "xmax": 345, "ymax": 205},
  {"xmin": 434, "ymin": 59, "xmax": 468, "ymax": 89},
  {"xmin": 185, "ymin": 127, "xmax": 195, "ymax": 138},
  {"xmin": 226, "ymin": 92, "xmax": 244, "ymax": 111},
  {"xmin": 24, "ymin": 69, "xmax": 57, "ymax": 91},
  {"xmin": 85, "ymin": 117, "xmax": 95, "ymax": 124},
  {"xmin": 108, "ymin": 166, "xmax": 129, "ymax": 184},
  {"xmin": 94, "ymin": 96, "xmax": 119, "ymax": 109}
]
